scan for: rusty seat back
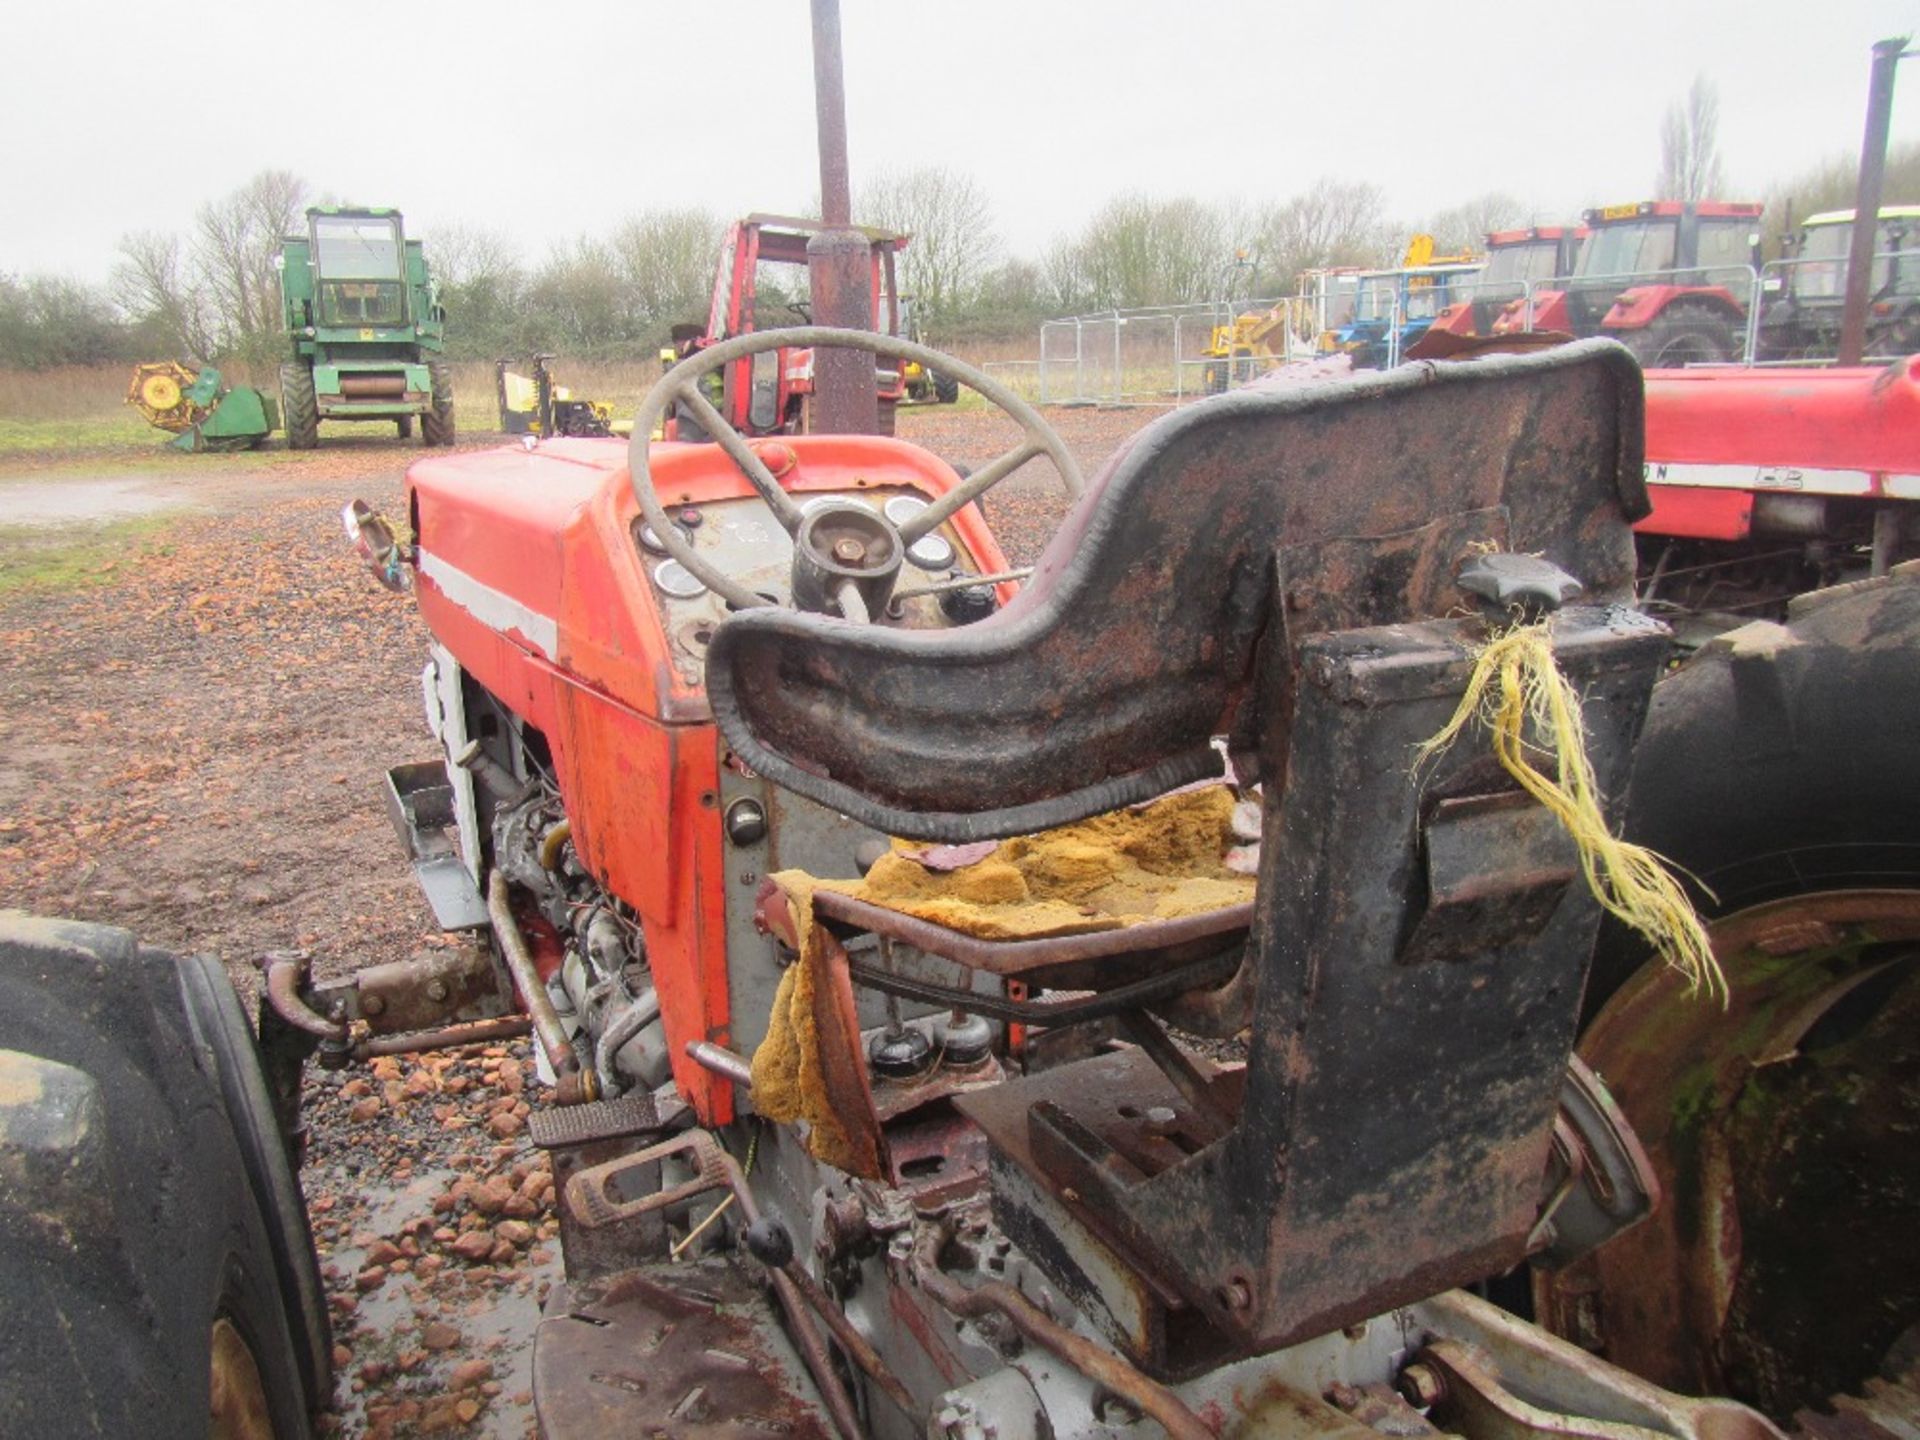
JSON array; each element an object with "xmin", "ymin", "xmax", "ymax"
[{"xmin": 705, "ymin": 340, "xmax": 1647, "ymax": 844}]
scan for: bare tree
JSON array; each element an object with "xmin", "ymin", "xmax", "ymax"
[
  {"xmin": 428, "ymin": 223, "xmax": 521, "ymax": 292},
  {"xmin": 422, "ymin": 223, "xmax": 527, "ymax": 358},
  {"xmin": 1050, "ymin": 194, "xmax": 1231, "ymax": 311},
  {"xmin": 193, "ymin": 170, "xmax": 307, "ymax": 361},
  {"xmin": 527, "ymin": 239, "xmax": 636, "ymax": 354},
  {"xmin": 856, "ymin": 167, "xmax": 1000, "ymax": 323},
  {"xmin": 1759, "ymin": 140, "xmax": 1920, "ymax": 253},
  {"xmin": 1658, "ymin": 75, "xmax": 1725, "ymax": 201},
  {"xmin": 608, "ymin": 208, "xmax": 724, "ymax": 329},
  {"xmin": 113, "ymin": 230, "xmax": 216, "ymax": 361},
  {"xmin": 1419, "ymin": 192, "xmax": 1531, "ymax": 256},
  {"xmin": 1253, "ymin": 179, "xmax": 1392, "ymax": 291}
]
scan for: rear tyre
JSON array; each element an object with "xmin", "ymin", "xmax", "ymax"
[
  {"xmin": 421, "ymin": 361, "xmax": 456, "ymax": 446},
  {"xmin": 1550, "ymin": 573, "xmax": 1920, "ymax": 1420},
  {"xmin": 1617, "ymin": 304, "xmax": 1741, "ymax": 368},
  {"xmin": 278, "ymin": 363, "xmax": 319, "ymax": 450},
  {"xmin": 395, "ymin": 415, "xmax": 414, "ymax": 440},
  {"xmin": 1203, "ymin": 359, "xmax": 1228, "ymax": 395},
  {"xmin": 0, "ymin": 916, "xmax": 323, "ymax": 1438},
  {"xmin": 931, "ymin": 370, "xmax": 960, "ymax": 404}
]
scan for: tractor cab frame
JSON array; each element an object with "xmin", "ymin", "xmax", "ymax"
[{"xmin": 669, "ymin": 213, "xmax": 911, "ymax": 438}]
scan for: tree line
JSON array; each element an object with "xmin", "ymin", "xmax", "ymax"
[{"xmin": 6, "ymin": 124, "xmax": 1920, "ymax": 373}]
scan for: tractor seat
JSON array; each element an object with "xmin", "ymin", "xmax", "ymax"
[{"xmin": 706, "ymin": 340, "xmax": 1647, "ymax": 843}]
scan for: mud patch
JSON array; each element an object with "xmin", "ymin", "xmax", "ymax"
[{"xmin": 0, "ymin": 475, "xmax": 193, "ymax": 526}]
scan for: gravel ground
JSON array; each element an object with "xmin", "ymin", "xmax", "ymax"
[{"xmin": 0, "ymin": 399, "xmax": 1160, "ymax": 1437}]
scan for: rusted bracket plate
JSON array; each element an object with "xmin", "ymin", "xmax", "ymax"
[
  {"xmin": 533, "ymin": 1260, "xmax": 835, "ymax": 1438},
  {"xmin": 962, "ymin": 604, "xmax": 1670, "ymax": 1363},
  {"xmin": 706, "ymin": 341, "xmax": 1646, "ymax": 841}
]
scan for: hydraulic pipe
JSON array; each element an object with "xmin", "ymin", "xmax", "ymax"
[
  {"xmin": 486, "ymin": 870, "xmax": 594, "ymax": 1099},
  {"xmin": 1839, "ymin": 37, "xmax": 1910, "ymax": 365},
  {"xmin": 910, "ymin": 1220, "xmax": 1215, "ymax": 1440},
  {"xmin": 355, "ymin": 1015, "xmax": 532, "ymax": 1059},
  {"xmin": 263, "ymin": 956, "xmax": 347, "ymax": 1040},
  {"xmin": 685, "ymin": 1039, "xmax": 754, "ymax": 1088}
]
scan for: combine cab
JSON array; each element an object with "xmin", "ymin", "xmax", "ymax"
[
  {"xmin": 1756, "ymin": 206, "xmax": 1920, "ymax": 360},
  {"xmin": 1495, "ymin": 200, "xmax": 1762, "ymax": 365}
]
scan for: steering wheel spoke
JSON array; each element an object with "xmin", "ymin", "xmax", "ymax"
[
  {"xmin": 672, "ymin": 382, "xmax": 806, "ymax": 533},
  {"xmin": 896, "ymin": 440, "xmax": 1042, "ymax": 544}
]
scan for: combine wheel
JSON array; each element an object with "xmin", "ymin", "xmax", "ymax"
[
  {"xmin": 1618, "ymin": 304, "xmax": 1741, "ymax": 367},
  {"xmin": 278, "ymin": 363, "xmax": 319, "ymax": 450},
  {"xmin": 421, "ymin": 361, "xmax": 456, "ymax": 446},
  {"xmin": 0, "ymin": 915, "xmax": 327, "ymax": 1437},
  {"xmin": 1542, "ymin": 571, "xmax": 1920, "ymax": 1422},
  {"xmin": 395, "ymin": 415, "xmax": 414, "ymax": 439}
]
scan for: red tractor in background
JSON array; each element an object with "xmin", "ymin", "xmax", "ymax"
[
  {"xmin": 666, "ymin": 213, "xmax": 915, "ymax": 439},
  {"xmin": 1636, "ymin": 357, "xmax": 1920, "ymax": 621},
  {"xmin": 1425, "ymin": 225, "xmax": 1587, "ymax": 340},
  {"xmin": 1494, "ymin": 201, "xmax": 1764, "ymax": 365}
]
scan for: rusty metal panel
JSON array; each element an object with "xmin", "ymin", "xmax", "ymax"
[
  {"xmin": 707, "ymin": 340, "xmax": 1647, "ymax": 842},
  {"xmin": 533, "ymin": 1260, "xmax": 835, "ymax": 1437}
]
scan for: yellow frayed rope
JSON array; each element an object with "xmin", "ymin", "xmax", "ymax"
[{"xmin": 1416, "ymin": 619, "xmax": 1724, "ymax": 1002}]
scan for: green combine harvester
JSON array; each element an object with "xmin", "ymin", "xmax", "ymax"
[{"xmin": 277, "ymin": 206, "xmax": 454, "ymax": 448}]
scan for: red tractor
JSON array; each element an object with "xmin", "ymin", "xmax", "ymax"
[
  {"xmin": 1636, "ymin": 356, "xmax": 1920, "ymax": 618},
  {"xmin": 6, "ymin": 18, "xmax": 1919, "ymax": 1440},
  {"xmin": 1494, "ymin": 200, "xmax": 1764, "ymax": 365},
  {"xmin": 221, "ymin": 317, "xmax": 1907, "ymax": 1438},
  {"xmin": 1425, "ymin": 224, "xmax": 1587, "ymax": 340},
  {"xmin": 667, "ymin": 213, "xmax": 914, "ymax": 438}
]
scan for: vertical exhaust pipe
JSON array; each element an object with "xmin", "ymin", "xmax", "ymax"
[
  {"xmin": 1839, "ymin": 37, "xmax": 1910, "ymax": 366},
  {"xmin": 806, "ymin": 0, "xmax": 880, "ymax": 435}
]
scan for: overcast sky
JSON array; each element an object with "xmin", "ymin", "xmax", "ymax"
[{"xmin": 9, "ymin": 0, "xmax": 1920, "ymax": 285}]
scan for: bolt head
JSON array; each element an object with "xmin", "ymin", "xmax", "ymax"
[
  {"xmin": 1398, "ymin": 1362, "xmax": 1447, "ymax": 1410},
  {"xmin": 361, "ymin": 993, "xmax": 386, "ymax": 1017},
  {"xmin": 425, "ymin": 979, "xmax": 449, "ymax": 1003}
]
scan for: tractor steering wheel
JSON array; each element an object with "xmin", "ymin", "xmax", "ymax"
[{"xmin": 625, "ymin": 327, "xmax": 1085, "ymax": 617}]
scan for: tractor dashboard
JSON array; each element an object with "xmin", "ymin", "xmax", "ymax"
[{"xmin": 636, "ymin": 482, "xmax": 996, "ymax": 691}]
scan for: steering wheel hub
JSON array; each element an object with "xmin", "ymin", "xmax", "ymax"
[{"xmin": 793, "ymin": 502, "xmax": 903, "ymax": 618}]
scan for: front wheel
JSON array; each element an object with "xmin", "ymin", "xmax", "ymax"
[
  {"xmin": 421, "ymin": 361, "xmax": 456, "ymax": 446},
  {"xmin": 1617, "ymin": 304, "xmax": 1741, "ymax": 368},
  {"xmin": 278, "ymin": 363, "xmax": 319, "ymax": 450},
  {"xmin": 0, "ymin": 916, "xmax": 326, "ymax": 1437},
  {"xmin": 1541, "ymin": 570, "xmax": 1920, "ymax": 1422},
  {"xmin": 395, "ymin": 415, "xmax": 414, "ymax": 440}
]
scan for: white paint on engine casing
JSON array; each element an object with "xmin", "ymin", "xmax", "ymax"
[{"xmin": 418, "ymin": 549, "xmax": 560, "ymax": 659}]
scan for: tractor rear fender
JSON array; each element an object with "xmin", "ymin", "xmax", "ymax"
[
  {"xmin": 1603, "ymin": 284, "xmax": 1745, "ymax": 331},
  {"xmin": 1495, "ymin": 288, "xmax": 1566, "ymax": 333}
]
